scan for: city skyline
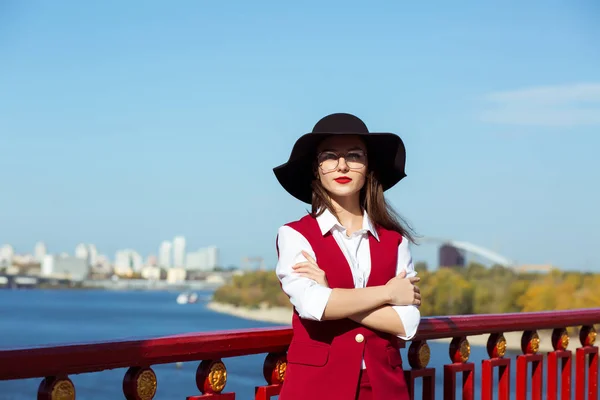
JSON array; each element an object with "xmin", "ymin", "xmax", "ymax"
[{"xmin": 1, "ymin": 236, "xmax": 221, "ymax": 269}]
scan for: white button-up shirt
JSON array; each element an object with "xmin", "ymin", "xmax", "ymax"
[{"xmin": 275, "ymin": 209, "xmax": 421, "ymax": 345}]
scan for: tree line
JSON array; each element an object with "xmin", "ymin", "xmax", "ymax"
[{"xmin": 212, "ymin": 262, "xmax": 600, "ymax": 315}]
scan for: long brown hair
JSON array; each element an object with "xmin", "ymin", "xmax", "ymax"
[{"xmin": 310, "ymin": 170, "xmax": 417, "ymax": 244}]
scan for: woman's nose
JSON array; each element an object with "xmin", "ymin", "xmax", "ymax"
[{"xmin": 337, "ymin": 157, "xmax": 350, "ymax": 172}]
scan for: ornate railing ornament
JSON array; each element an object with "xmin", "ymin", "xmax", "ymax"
[
  {"xmin": 38, "ymin": 376, "xmax": 76, "ymax": 400},
  {"xmin": 123, "ymin": 366, "xmax": 157, "ymax": 400},
  {"xmin": 255, "ymin": 352, "xmax": 288, "ymax": 400},
  {"xmin": 408, "ymin": 340, "xmax": 430, "ymax": 369},
  {"xmin": 486, "ymin": 333, "xmax": 507, "ymax": 358}
]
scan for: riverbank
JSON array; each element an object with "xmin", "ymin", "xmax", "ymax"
[
  {"xmin": 207, "ymin": 301, "xmax": 293, "ymax": 325},
  {"xmin": 207, "ymin": 302, "xmax": 561, "ymax": 353}
]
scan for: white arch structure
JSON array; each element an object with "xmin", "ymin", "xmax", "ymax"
[{"xmin": 419, "ymin": 237, "xmax": 515, "ymax": 267}]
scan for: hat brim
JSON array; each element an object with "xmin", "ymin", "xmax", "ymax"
[{"xmin": 273, "ymin": 132, "xmax": 407, "ymax": 204}]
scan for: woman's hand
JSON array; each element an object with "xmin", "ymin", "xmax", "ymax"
[
  {"xmin": 384, "ymin": 270, "xmax": 421, "ymax": 306},
  {"xmin": 292, "ymin": 251, "xmax": 329, "ymax": 287}
]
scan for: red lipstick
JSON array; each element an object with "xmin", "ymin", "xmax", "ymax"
[{"xmin": 334, "ymin": 176, "xmax": 352, "ymax": 184}]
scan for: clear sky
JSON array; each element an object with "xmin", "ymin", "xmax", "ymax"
[{"xmin": 1, "ymin": 0, "xmax": 599, "ymax": 271}]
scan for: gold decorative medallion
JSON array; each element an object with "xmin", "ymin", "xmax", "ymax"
[
  {"xmin": 459, "ymin": 338, "xmax": 471, "ymax": 362},
  {"xmin": 530, "ymin": 332, "xmax": 540, "ymax": 354},
  {"xmin": 136, "ymin": 369, "xmax": 157, "ymax": 400},
  {"xmin": 486, "ymin": 333, "xmax": 507, "ymax": 358},
  {"xmin": 275, "ymin": 359, "xmax": 287, "ymax": 383},
  {"xmin": 496, "ymin": 334, "xmax": 507, "ymax": 358},
  {"xmin": 551, "ymin": 328, "xmax": 569, "ymax": 351},
  {"xmin": 521, "ymin": 330, "xmax": 540, "ymax": 354},
  {"xmin": 450, "ymin": 337, "xmax": 471, "ymax": 363},
  {"xmin": 588, "ymin": 327, "xmax": 597, "ymax": 345},
  {"xmin": 419, "ymin": 342, "xmax": 431, "ymax": 368},
  {"xmin": 408, "ymin": 341, "xmax": 430, "ymax": 369},
  {"xmin": 560, "ymin": 332, "xmax": 570, "ymax": 350},
  {"xmin": 208, "ymin": 361, "xmax": 227, "ymax": 393},
  {"xmin": 579, "ymin": 326, "xmax": 597, "ymax": 347},
  {"xmin": 262, "ymin": 352, "xmax": 287, "ymax": 385},
  {"xmin": 51, "ymin": 380, "xmax": 75, "ymax": 400}
]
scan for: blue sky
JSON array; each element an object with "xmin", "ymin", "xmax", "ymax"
[{"xmin": 1, "ymin": 0, "xmax": 599, "ymax": 271}]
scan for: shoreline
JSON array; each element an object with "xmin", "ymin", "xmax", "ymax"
[{"xmin": 207, "ymin": 302, "xmax": 561, "ymax": 353}]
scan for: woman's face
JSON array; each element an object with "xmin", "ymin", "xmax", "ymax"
[{"xmin": 316, "ymin": 135, "xmax": 368, "ymax": 201}]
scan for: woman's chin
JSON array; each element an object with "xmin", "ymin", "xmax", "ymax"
[{"xmin": 327, "ymin": 187, "xmax": 361, "ymax": 199}]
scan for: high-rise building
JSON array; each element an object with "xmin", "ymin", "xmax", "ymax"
[
  {"xmin": 75, "ymin": 243, "xmax": 89, "ymax": 260},
  {"xmin": 41, "ymin": 254, "xmax": 54, "ymax": 276},
  {"xmin": 159, "ymin": 241, "xmax": 172, "ymax": 268},
  {"xmin": 34, "ymin": 242, "xmax": 47, "ymax": 262},
  {"xmin": 88, "ymin": 244, "xmax": 98, "ymax": 267},
  {"xmin": 173, "ymin": 236, "xmax": 186, "ymax": 267},
  {"xmin": 439, "ymin": 244, "xmax": 465, "ymax": 268},
  {"xmin": 0, "ymin": 244, "xmax": 14, "ymax": 267},
  {"xmin": 206, "ymin": 246, "xmax": 219, "ymax": 270},
  {"xmin": 185, "ymin": 246, "xmax": 219, "ymax": 271},
  {"xmin": 114, "ymin": 249, "xmax": 143, "ymax": 273},
  {"xmin": 42, "ymin": 255, "xmax": 89, "ymax": 281},
  {"xmin": 74, "ymin": 243, "xmax": 98, "ymax": 267}
]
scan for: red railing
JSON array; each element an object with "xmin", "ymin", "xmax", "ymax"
[{"xmin": 0, "ymin": 308, "xmax": 598, "ymax": 400}]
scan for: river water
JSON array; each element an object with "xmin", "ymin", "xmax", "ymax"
[{"xmin": 0, "ymin": 289, "xmax": 561, "ymax": 399}]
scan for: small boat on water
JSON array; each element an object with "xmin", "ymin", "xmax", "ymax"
[
  {"xmin": 176, "ymin": 291, "xmax": 198, "ymax": 304},
  {"xmin": 188, "ymin": 292, "xmax": 198, "ymax": 303}
]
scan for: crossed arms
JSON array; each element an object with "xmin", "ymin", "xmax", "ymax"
[{"xmin": 275, "ymin": 226, "xmax": 422, "ymax": 339}]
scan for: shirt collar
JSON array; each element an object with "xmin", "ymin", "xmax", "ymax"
[{"xmin": 316, "ymin": 208, "xmax": 380, "ymax": 241}]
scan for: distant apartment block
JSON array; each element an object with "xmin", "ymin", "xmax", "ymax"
[
  {"xmin": 173, "ymin": 236, "xmax": 186, "ymax": 267},
  {"xmin": 159, "ymin": 240, "xmax": 172, "ymax": 268},
  {"xmin": 42, "ymin": 255, "xmax": 89, "ymax": 281},
  {"xmin": 185, "ymin": 246, "xmax": 219, "ymax": 271},
  {"xmin": 34, "ymin": 241, "xmax": 47, "ymax": 262}
]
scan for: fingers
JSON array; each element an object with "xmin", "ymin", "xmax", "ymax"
[
  {"xmin": 293, "ymin": 264, "xmax": 326, "ymax": 285},
  {"xmin": 292, "ymin": 264, "xmax": 314, "ymax": 273},
  {"xmin": 294, "ymin": 269, "xmax": 318, "ymax": 278},
  {"xmin": 292, "ymin": 262, "xmax": 311, "ymax": 269},
  {"xmin": 292, "ymin": 265, "xmax": 318, "ymax": 276},
  {"xmin": 292, "ymin": 264, "xmax": 314, "ymax": 276},
  {"xmin": 409, "ymin": 276, "xmax": 420, "ymax": 283},
  {"xmin": 413, "ymin": 285, "xmax": 420, "ymax": 294},
  {"xmin": 301, "ymin": 250, "xmax": 317, "ymax": 264},
  {"xmin": 396, "ymin": 270, "xmax": 407, "ymax": 279},
  {"xmin": 413, "ymin": 292, "xmax": 422, "ymax": 306},
  {"xmin": 293, "ymin": 263, "xmax": 322, "ymax": 276}
]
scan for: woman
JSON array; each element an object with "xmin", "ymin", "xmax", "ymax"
[{"xmin": 273, "ymin": 113, "xmax": 422, "ymax": 400}]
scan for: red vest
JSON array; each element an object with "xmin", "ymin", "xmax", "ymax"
[{"xmin": 278, "ymin": 214, "xmax": 410, "ymax": 400}]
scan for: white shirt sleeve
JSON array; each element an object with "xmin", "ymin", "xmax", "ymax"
[
  {"xmin": 275, "ymin": 225, "xmax": 333, "ymax": 321},
  {"xmin": 391, "ymin": 236, "xmax": 421, "ymax": 340}
]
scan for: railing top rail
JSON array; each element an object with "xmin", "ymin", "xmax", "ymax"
[
  {"xmin": 416, "ymin": 307, "xmax": 600, "ymax": 340},
  {"xmin": 1, "ymin": 308, "xmax": 599, "ymax": 381}
]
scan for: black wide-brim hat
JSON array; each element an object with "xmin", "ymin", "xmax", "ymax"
[{"xmin": 273, "ymin": 113, "xmax": 407, "ymax": 204}]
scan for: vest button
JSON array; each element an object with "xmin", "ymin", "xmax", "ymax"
[{"xmin": 355, "ymin": 333, "xmax": 364, "ymax": 343}]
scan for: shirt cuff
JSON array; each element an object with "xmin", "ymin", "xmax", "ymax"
[
  {"xmin": 391, "ymin": 305, "xmax": 421, "ymax": 340},
  {"xmin": 299, "ymin": 284, "xmax": 333, "ymax": 321}
]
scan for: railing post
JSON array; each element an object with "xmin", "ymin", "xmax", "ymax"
[
  {"xmin": 547, "ymin": 328, "xmax": 572, "ymax": 400},
  {"xmin": 481, "ymin": 333, "xmax": 510, "ymax": 400},
  {"xmin": 405, "ymin": 340, "xmax": 435, "ymax": 400},
  {"xmin": 443, "ymin": 336, "xmax": 474, "ymax": 400},
  {"xmin": 254, "ymin": 352, "xmax": 287, "ymax": 400},
  {"xmin": 516, "ymin": 330, "xmax": 543, "ymax": 400},
  {"xmin": 575, "ymin": 326, "xmax": 598, "ymax": 400}
]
